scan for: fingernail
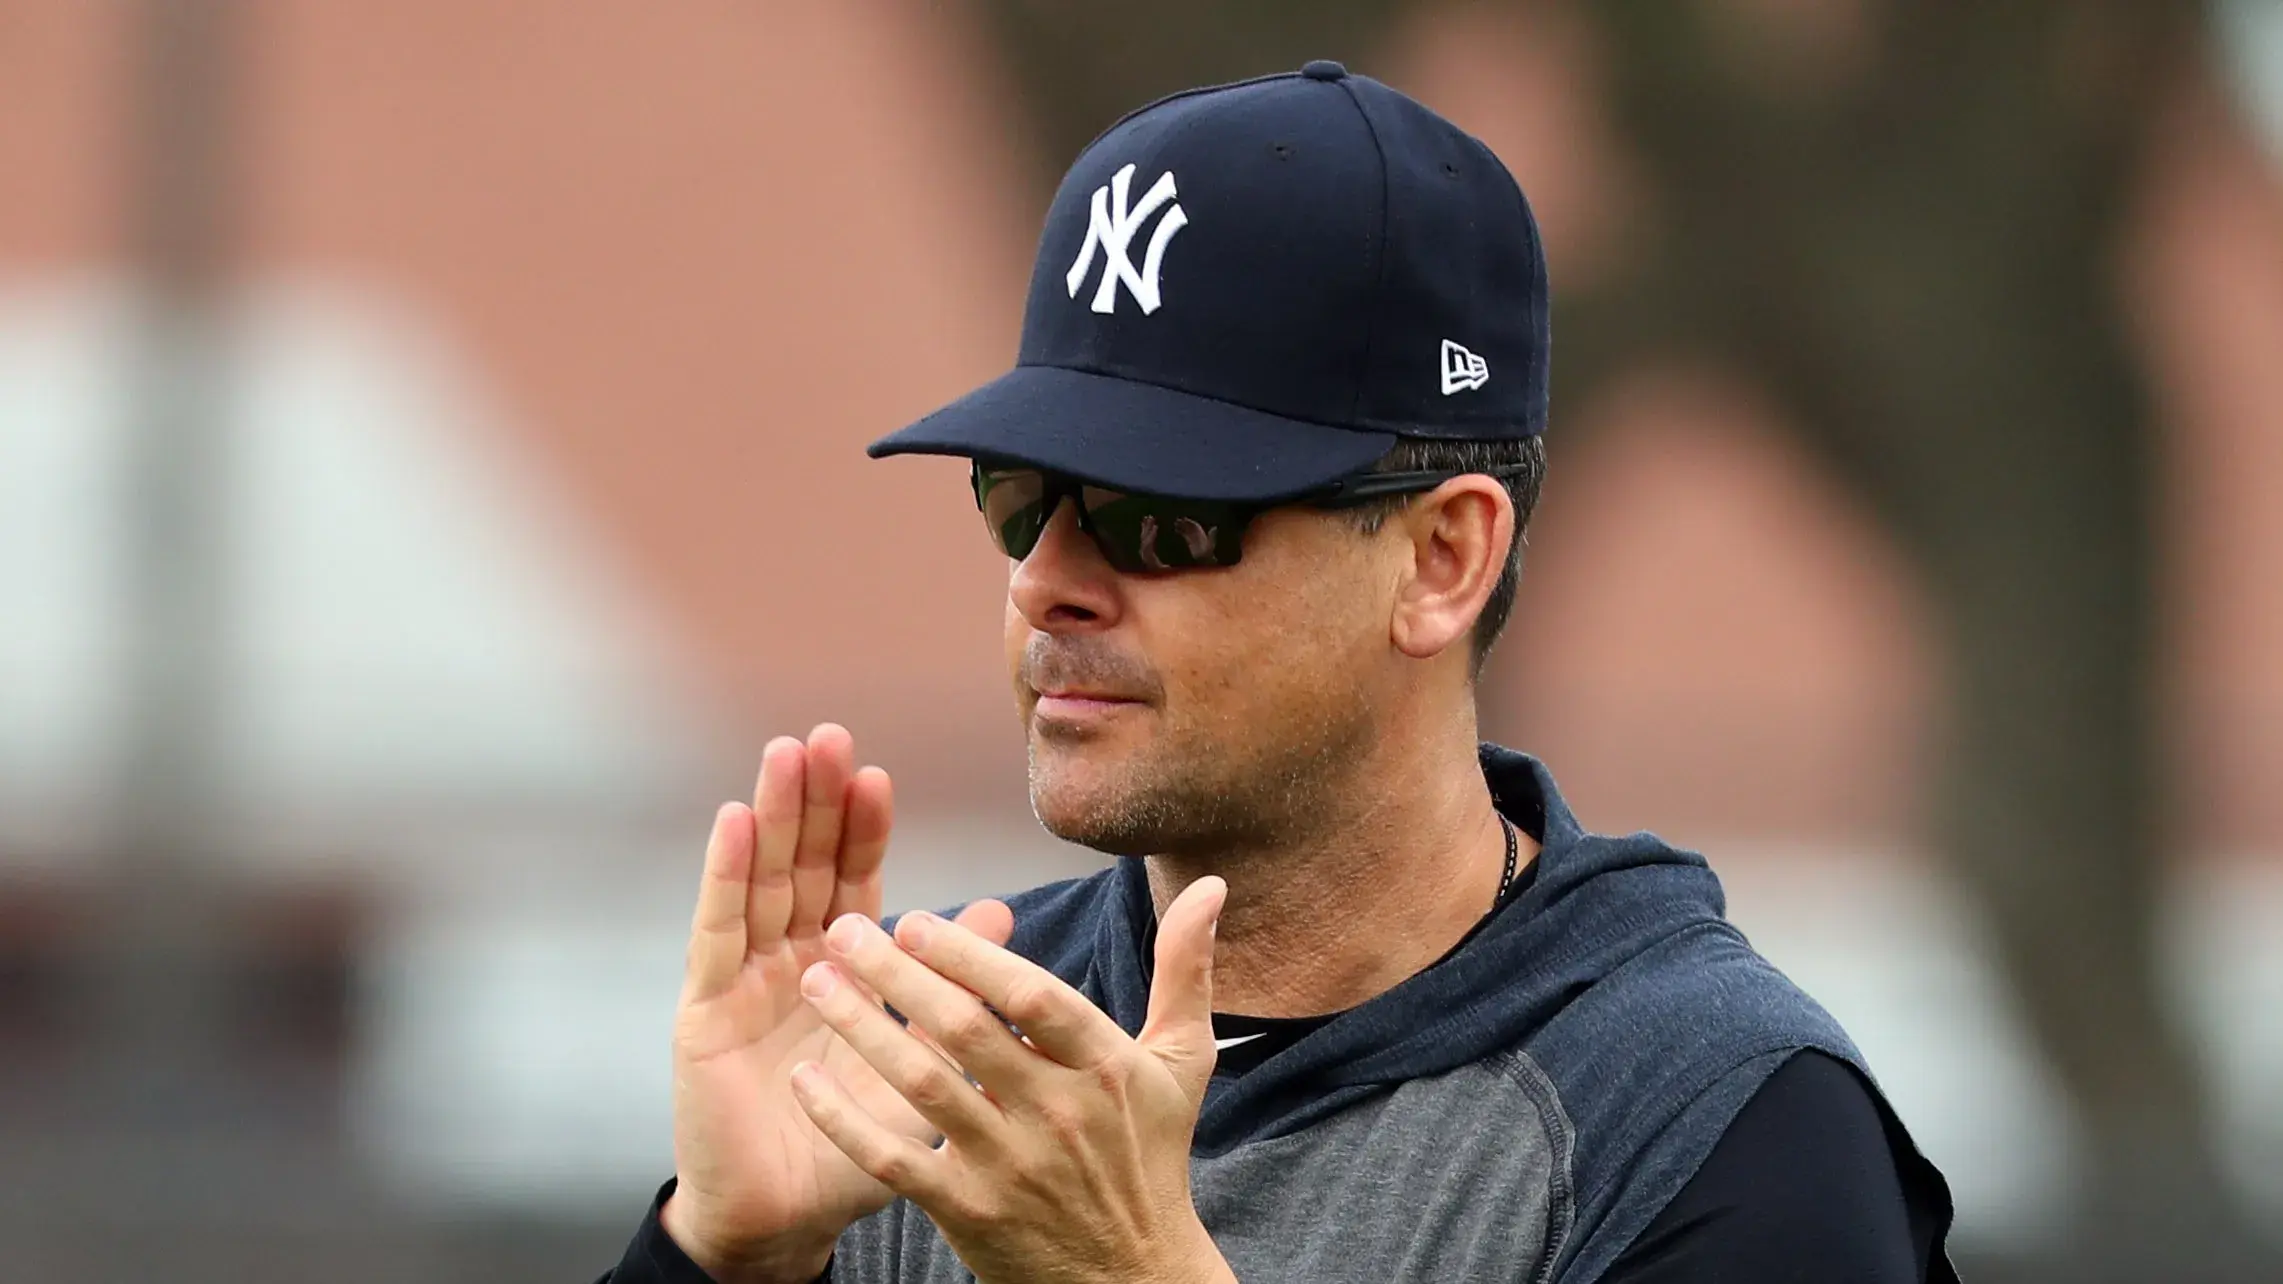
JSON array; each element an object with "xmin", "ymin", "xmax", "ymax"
[
  {"xmin": 827, "ymin": 914, "xmax": 867, "ymax": 953},
  {"xmin": 801, "ymin": 962, "xmax": 839, "ymax": 999},
  {"xmin": 901, "ymin": 911, "xmax": 936, "ymax": 949}
]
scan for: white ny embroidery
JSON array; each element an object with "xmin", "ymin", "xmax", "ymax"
[{"xmin": 1066, "ymin": 163, "xmax": 1189, "ymax": 315}]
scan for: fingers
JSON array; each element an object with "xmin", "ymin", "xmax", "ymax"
[
  {"xmin": 746, "ymin": 737, "xmax": 805, "ymax": 951},
  {"xmin": 890, "ymin": 909, "xmax": 1125, "ymax": 1074},
  {"xmin": 799, "ymin": 951, "xmax": 1001, "ymax": 1142},
  {"xmin": 1141, "ymin": 876, "xmax": 1227, "ymax": 1098},
  {"xmin": 823, "ymin": 765, "xmax": 894, "ymax": 926},
  {"xmin": 823, "ymin": 913, "xmax": 1046, "ymax": 1095},
  {"xmin": 682, "ymin": 802, "xmax": 755, "ymax": 1004},
  {"xmin": 898, "ymin": 902, "xmax": 1015, "ymax": 1076},
  {"xmin": 790, "ymin": 1060, "xmax": 951, "ymax": 1203},
  {"xmin": 788, "ymin": 724, "xmax": 854, "ymax": 937}
]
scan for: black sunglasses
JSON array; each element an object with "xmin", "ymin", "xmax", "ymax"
[{"xmin": 971, "ymin": 459, "xmax": 1531, "ymax": 573}]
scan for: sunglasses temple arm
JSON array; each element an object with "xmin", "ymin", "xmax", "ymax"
[{"xmin": 1305, "ymin": 462, "xmax": 1532, "ymax": 507}]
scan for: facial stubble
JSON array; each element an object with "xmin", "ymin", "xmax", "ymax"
[{"xmin": 1026, "ymin": 686, "xmax": 1378, "ymax": 860}]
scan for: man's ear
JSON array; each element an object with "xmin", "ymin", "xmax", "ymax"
[{"xmin": 1388, "ymin": 475, "xmax": 1514, "ymax": 662}]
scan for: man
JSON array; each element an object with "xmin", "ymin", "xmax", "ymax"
[{"xmin": 604, "ymin": 61, "xmax": 1954, "ymax": 1283}]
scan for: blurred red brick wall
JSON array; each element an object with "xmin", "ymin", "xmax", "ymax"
[{"xmin": 5, "ymin": 0, "xmax": 2280, "ymax": 852}]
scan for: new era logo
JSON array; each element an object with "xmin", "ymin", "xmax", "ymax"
[
  {"xmin": 1066, "ymin": 163, "xmax": 1189, "ymax": 315},
  {"xmin": 1441, "ymin": 339, "xmax": 1489, "ymax": 395}
]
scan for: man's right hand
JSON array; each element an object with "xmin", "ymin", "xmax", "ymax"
[{"xmin": 660, "ymin": 724, "xmax": 1015, "ymax": 1283}]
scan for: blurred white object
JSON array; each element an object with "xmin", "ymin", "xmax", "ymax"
[
  {"xmin": 2169, "ymin": 858, "xmax": 2283, "ymax": 1241},
  {"xmin": 353, "ymin": 844, "xmax": 690, "ymax": 1208},
  {"xmin": 1717, "ymin": 847, "xmax": 2081, "ymax": 1251},
  {"xmin": 2223, "ymin": 0, "xmax": 2283, "ymax": 162},
  {"xmin": 0, "ymin": 277, "xmax": 717, "ymax": 865}
]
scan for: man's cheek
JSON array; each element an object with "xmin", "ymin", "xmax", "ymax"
[{"xmin": 1004, "ymin": 603, "xmax": 1029, "ymax": 688}]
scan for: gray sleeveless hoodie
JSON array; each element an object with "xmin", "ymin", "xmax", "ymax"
[{"xmin": 827, "ymin": 746, "xmax": 1955, "ymax": 1283}]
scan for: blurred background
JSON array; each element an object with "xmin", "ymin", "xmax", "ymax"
[{"xmin": 2, "ymin": 1, "xmax": 2280, "ymax": 1280}]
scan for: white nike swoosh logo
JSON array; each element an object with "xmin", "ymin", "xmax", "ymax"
[{"xmin": 1213, "ymin": 1032, "xmax": 1269, "ymax": 1051}]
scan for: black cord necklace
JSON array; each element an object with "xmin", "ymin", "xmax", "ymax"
[{"xmin": 1494, "ymin": 814, "xmax": 1519, "ymax": 908}]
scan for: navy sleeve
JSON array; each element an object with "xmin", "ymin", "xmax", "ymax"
[
  {"xmin": 596, "ymin": 1178, "xmax": 831, "ymax": 1284},
  {"xmin": 598, "ymin": 1179, "xmax": 722, "ymax": 1284},
  {"xmin": 1602, "ymin": 1050, "xmax": 1948, "ymax": 1283}
]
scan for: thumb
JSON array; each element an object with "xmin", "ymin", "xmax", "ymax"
[
  {"xmin": 1140, "ymin": 876, "xmax": 1227, "ymax": 1098},
  {"xmin": 952, "ymin": 896, "xmax": 1015, "ymax": 948}
]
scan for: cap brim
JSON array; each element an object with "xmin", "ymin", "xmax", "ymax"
[{"xmin": 867, "ymin": 365, "xmax": 1396, "ymax": 502}]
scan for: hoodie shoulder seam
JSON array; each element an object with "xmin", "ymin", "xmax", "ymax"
[{"xmin": 1488, "ymin": 1047, "xmax": 1577, "ymax": 1284}]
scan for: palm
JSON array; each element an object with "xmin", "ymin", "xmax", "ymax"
[
  {"xmin": 662, "ymin": 728, "xmax": 1015, "ymax": 1263},
  {"xmin": 674, "ymin": 932, "xmax": 920, "ymax": 1230}
]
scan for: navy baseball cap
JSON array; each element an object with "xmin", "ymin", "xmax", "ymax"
[{"xmin": 867, "ymin": 59, "xmax": 1549, "ymax": 503}]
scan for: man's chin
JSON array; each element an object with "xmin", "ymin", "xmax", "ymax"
[
  {"xmin": 1032, "ymin": 808, "xmax": 1136, "ymax": 855},
  {"xmin": 1027, "ymin": 752, "xmax": 1156, "ymax": 855}
]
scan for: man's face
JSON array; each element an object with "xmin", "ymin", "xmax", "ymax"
[{"xmin": 1005, "ymin": 497, "xmax": 1396, "ymax": 857}]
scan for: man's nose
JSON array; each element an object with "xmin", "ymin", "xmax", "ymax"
[{"xmin": 1009, "ymin": 499, "xmax": 1122, "ymax": 631}]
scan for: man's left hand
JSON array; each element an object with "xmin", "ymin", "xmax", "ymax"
[{"xmin": 789, "ymin": 877, "xmax": 1236, "ymax": 1284}]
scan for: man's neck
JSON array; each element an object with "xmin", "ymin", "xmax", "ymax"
[{"xmin": 1142, "ymin": 720, "xmax": 1538, "ymax": 1019}]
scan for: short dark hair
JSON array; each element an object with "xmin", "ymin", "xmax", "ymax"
[{"xmin": 1341, "ymin": 435, "xmax": 1548, "ymax": 677}]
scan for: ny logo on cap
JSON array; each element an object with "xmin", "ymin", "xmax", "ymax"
[
  {"xmin": 1441, "ymin": 339, "xmax": 1489, "ymax": 395},
  {"xmin": 1066, "ymin": 163, "xmax": 1189, "ymax": 315}
]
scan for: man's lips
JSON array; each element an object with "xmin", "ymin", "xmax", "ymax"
[{"xmin": 1032, "ymin": 689, "xmax": 1146, "ymax": 716}]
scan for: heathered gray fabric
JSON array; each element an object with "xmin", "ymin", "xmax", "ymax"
[{"xmin": 829, "ymin": 1055, "xmax": 1573, "ymax": 1283}]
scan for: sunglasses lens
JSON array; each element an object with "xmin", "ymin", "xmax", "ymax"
[
  {"xmin": 974, "ymin": 465, "xmax": 1247, "ymax": 570},
  {"xmin": 1079, "ymin": 487, "xmax": 1240, "ymax": 571},
  {"xmin": 976, "ymin": 468, "xmax": 1049, "ymax": 559}
]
